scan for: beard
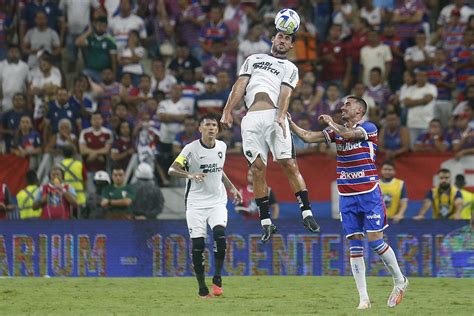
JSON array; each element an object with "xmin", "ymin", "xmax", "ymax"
[
  {"xmin": 272, "ymin": 44, "xmax": 289, "ymax": 55},
  {"xmin": 439, "ymin": 183, "xmax": 450, "ymax": 191}
]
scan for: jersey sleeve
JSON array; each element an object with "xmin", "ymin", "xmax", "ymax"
[
  {"xmin": 322, "ymin": 128, "xmax": 336, "ymax": 144},
  {"xmin": 357, "ymin": 121, "xmax": 378, "ymax": 141},
  {"xmin": 282, "ymin": 63, "xmax": 299, "ymax": 89},
  {"xmin": 454, "ymin": 189, "xmax": 462, "ymax": 200},
  {"xmin": 400, "ymin": 182, "xmax": 408, "ymax": 200},
  {"xmin": 425, "ymin": 190, "xmax": 434, "ymax": 201},
  {"xmin": 238, "ymin": 55, "xmax": 253, "ymax": 77},
  {"xmin": 174, "ymin": 144, "xmax": 192, "ymax": 167}
]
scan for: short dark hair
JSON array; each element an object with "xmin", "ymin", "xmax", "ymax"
[
  {"xmin": 370, "ymin": 67, "xmax": 382, "ymax": 76},
  {"xmin": 438, "ymin": 168, "xmax": 451, "ymax": 174},
  {"xmin": 62, "ymin": 146, "xmax": 74, "ymax": 158},
  {"xmin": 26, "ymin": 170, "xmax": 39, "ymax": 185},
  {"xmin": 272, "ymin": 29, "xmax": 297, "ymax": 43},
  {"xmin": 199, "ymin": 113, "xmax": 220, "ymax": 128},
  {"xmin": 382, "ymin": 160, "xmax": 395, "ymax": 168},
  {"xmin": 347, "ymin": 95, "xmax": 368, "ymax": 115},
  {"xmin": 94, "ymin": 15, "xmax": 108, "ymax": 24},
  {"xmin": 430, "ymin": 118, "xmax": 442, "ymax": 125},
  {"xmin": 91, "ymin": 111, "xmax": 103, "ymax": 118}
]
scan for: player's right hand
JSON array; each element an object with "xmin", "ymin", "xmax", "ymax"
[
  {"xmin": 189, "ymin": 172, "xmax": 206, "ymax": 182},
  {"xmin": 220, "ymin": 112, "xmax": 233, "ymax": 128}
]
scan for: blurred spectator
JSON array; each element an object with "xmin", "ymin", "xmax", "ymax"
[
  {"xmin": 331, "ymin": 0, "xmax": 353, "ymax": 40},
  {"xmin": 119, "ymin": 72, "xmax": 139, "ymax": 100},
  {"xmin": 218, "ymin": 127, "xmax": 242, "ymax": 155},
  {"xmin": 111, "ymin": 120, "xmax": 135, "ymax": 170},
  {"xmin": 311, "ymin": 84, "xmax": 343, "ymax": 129},
  {"xmin": 172, "ymin": 116, "xmax": 200, "ymax": 156},
  {"xmin": 292, "ymin": 21, "xmax": 318, "ymax": 74},
  {"xmin": 404, "ymin": 31, "xmax": 435, "ymax": 71},
  {"xmin": 113, "ymin": 103, "xmax": 134, "ymax": 129},
  {"xmin": 118, "ymin": 30, "xmax": 146, "ymax": 87},
  {"xmin": 454, "ymin": 174, "xmax": 473, "ymax": 220},
  {"xmin": 437, "ymin": 0, "xmax": 474, "ymax": 27},
  {"xmin": 79, "ymin": 112, "xmax": 113, "ymax": 193},
  {"xmin": 235, "ymin": 169, "xmax": 279, "ymax": 220},
  {"xmin": 59, "ymin": 146, "xmax": 86, "ymax": 216},
  {"xmin": 433, "ymin": 9, "xmax": 466, "ymax": 57},
  {"xmin": 75, "ymin": 16, "xmax": 117, "ymax": 83},
  {"xmin": 451, "ymin": 109, "xmax": 474, "ymax": 159},
  {"xmin": 237, "ymin": 21, "xmax": 270, "ymax": 72},
  {"xmin": 132, "ymin": 162, "xmax": 164, "ymax": 220},
  {"xmin": 216, "ymin": 69, "xmax": 231, "ymax": 95},
  {"xmin": 0, "ymin": 182, "xmax": 17, "ymax": 220},
  {"xmin": 20, "ymin": 0, "xmax": 63, "ymax": 41},
  {"xmin": 70, "ymin": 76, "xmax": 98, "ymax": 128},
  {"xmin": 33, "ymin": 166, "xmax": 77, "ymax": 220},
  {"xmin": 453, "ymin": 85, "xmax": 474, "ymax": 115},
  {"xmin": 414, "ymin": 169, "xmax": 463, "ymax": 220},
  {"xmin": 366, "ymin": 67, "xmax": 392, "ymax": 116},
  {"xmin": 84, "ymin": 170, "xmax": 110, "ymax": 219},
  {"xmin": 16, "ymin": 170, "xmax": 41, "ymax": 219},
  {"xmin": 195, "ymin": 75, "xmax": 227, "ymax": 116},
  {"xmin": 392, "ymin": 0, "xmax": 425, "ymax": 41},
  {"xmin": 29, "ymin": 53, "xmax": 62, "ymax": 123},
  {"xmin": 360, "ymin": 0, "xmax": 382, "ymax": 31},
  {"xmin": 101, "ymin": 167, "xmax": 136, "ymax": 220},
  {"xmin": 427, "ymin": 48, "xmax": 456, "ymax": 128},
  {"xmin": 319, "ymin": 23, "xmax": 352, "ymax": 92},
  {"xmin": 381, "ymin": 23, "xmax": 404, "ymax": 90},
  {"xmin": 44, "ymin": 87, "xmax": 82, "ymax": 141},
  {"xmin": 223, "ymin": 0, "xmax": 249, "ymax": 42},
  {"xmin": 379, "ymin": 161, "xmax": 408, "ymax": 223},
  {"xmin": 199, "ymin": 4, "xmax": 236, "ymax": 60},
  {"xmin": 174, "ymin": 0, "xmax": 206, "ymax": 60},
  {"xmin": 60, "ymin": 0, "xmax": 101, "ymax": 72},
  {"xmin": 151, "ymin": 58, "xmax": 177, "ymax": 94},
  {"xmin": 350, "ymin": 82, "xmax": 376, "ymax": 122},
  {"xmin": 292, "ymin": 116, "xmax": 318, "ymax": 156},
  {"xmin": 311, "ymin": 0, "xmax": 331, "ymax": 42},
  {"xmin": 347, "ymin": 17, "xmax": 369, "ymax": 82},
  {"xmin": 44, "ymin": 118, "xmax": 78, "ymax": 165},
  {"xmin": 0, "ymin": 4, "xmax": 13, "ymax": 61},
  {"xmin": 360, "ymin": 29, "xmax": 392, "ymax": 86},
  {"xmin": 98, "ymin": 68, "xmax": 121, "ymax": 122},
  {"xmin": 403, "ymin": 68, "xmax": 438, "ymax": 147},
  {"xmin": 451, "ymin": 29, "xmax": 474, "ymax": 91},
  {"xmin": 22, "ymin": 11, "xmax": 60, "ymax": 69},
  {"xmin": 1, "ymin": 94, "xmax": 31, "ymax": 153},
  {"xmin": 202, "ymin": 40, "xmax": 237, "ymax": 81},
  {"xmin": 168, "ymin": 41, "xmax": 202, "ymax": 82},
  {"xmin": 179, "ymin": 67, "xmax": 204, "ymax": 110},
  {"xmin": 0, "ymin": 46, "xmax": 29, "ymax": 112},
  {"xmin": 379, "ymin": 112, "xmax": 410, "ymax": 160},
  {"xmin": 413, "ymin": 118, "xmax": 450, "ymax": 152},
  {"xmin": 109, "ymin": 0, "xmax": 147, "ymax": 53},
  {"xmin": 11, "ymin": 116, "xmax": 42, "ymax": 170}
]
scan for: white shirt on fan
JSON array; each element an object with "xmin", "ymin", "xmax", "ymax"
[
  {"xmin": 405, "ymin": 83, "xmax": 438, "ymax": 129},
  {"xmin": 238, "ymin": 53, "xmax": 299, "ymax": 109}
]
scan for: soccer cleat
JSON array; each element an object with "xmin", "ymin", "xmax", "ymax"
[
  {"xmin": 357, "ymin": 300, "xmax": 372, "ymax": 310},
  {"xmin": 199, "ymin": 287, "xmax": 213, "ymax": 299},
  {"xmin": 261, "ymin": 224, "xmax": 277, "ymax": 243},
  {"xmin": 212, "ymin": 276, "xmax": 223, "ymax": 296},
  {"xmin": 387, "ymin": 276, "xmax": 409, "ymax": 307},
  {"xmin": 303, "ymin": 215, "xmax": 321, "ymax": 233}
]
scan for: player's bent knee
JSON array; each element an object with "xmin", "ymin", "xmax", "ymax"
[
  {"xmin": 347, "ymin": 233, "xmax": 364, "ymax": 240},
  {"xmin": 192, "ymin": 237, "xmax": 205, "ymax": 253},
  {"xmin": 367, "ymin": 231, "xmax": 384, "ymax": 241},
  {"xmin": 191, "ymin": 237, "xmax": 205, "ymax": 274}
]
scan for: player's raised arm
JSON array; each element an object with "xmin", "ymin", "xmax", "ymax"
[
  {"xmin": 220, "ymin": 76, "xmax": 250, "ymax": 128},
  {"xmin": 168, "ymin": 155, "xmax": 206, "ymax": 182},
  {"xmin": 222, "ymin": 172, "xmax": 243, "ymax": 204},
  {"xmin": 288, "ymin": 115, "xmax": 326, "ymax": 143},
  {"xmin": 319, "ymin": 114, "xmax": 366, "ymax": 141}
]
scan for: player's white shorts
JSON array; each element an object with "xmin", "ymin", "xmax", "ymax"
[
  {"xmin": 241, "ymin": 109, "xmax": 294, "ymax": 165},
  {"xmin": 186, "ymin": 204, "xmax": 228, "ymax": 238}
]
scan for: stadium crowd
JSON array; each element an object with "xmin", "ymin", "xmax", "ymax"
[{"xmin": 0, "ymin": 0, "xmax": 473, "ymax": 220}]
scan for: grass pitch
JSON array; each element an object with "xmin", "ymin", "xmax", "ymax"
[{"xmin": 0, "ymin": 276, "xmax": 472, "ymax": 315}]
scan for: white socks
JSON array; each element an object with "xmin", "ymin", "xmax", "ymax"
[
  {"xmin": 302, "ymin": 210, "xmax": 313, "ymax": 219},
  {"xmin": 379, "ymin": 246, "xmax": 405, "ymax": 285},
  {"xmin": 261, "ymin": 218, "xmax": 272, "ymax": 226},
  {"xmin": 350, "ymin": 256, "xmax": 369, "ymax": 301}
]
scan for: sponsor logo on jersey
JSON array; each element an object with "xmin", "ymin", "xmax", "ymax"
[
  {"xmin": 336, "ymin": 142, "xmax": 362, "ymax": 151},
  {"xmin": 339, "ymin": 170, "xmax": 366, "ymax": 179},
  {"xmin": 200, "ymin": 163, "xmax": 223, "ymax": 174},
  {"xmin": 253, "ymin": 61, "xmax": 281, "ymax": 75}
]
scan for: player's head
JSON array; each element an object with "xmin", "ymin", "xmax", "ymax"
[
  {"xmin": 199, "ymin": 114, "xmax": 220, "ymax": 140},
  {"xmin": 438, "ymin": 168, "xmax": 451, "ymax": 189},
  {"xmin": 271, "ymin": 30, "xmax": 295, "ymax": 55},
  {"xmin": 341, "ymin": 96, "xmax": 367, "ymax": 121},
  {"xmin": 381, "ymin": 161, "xmax": 396, "ymax": 180}
]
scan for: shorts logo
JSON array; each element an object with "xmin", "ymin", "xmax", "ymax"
[
  {"xmin": 218, "ymin": 152, "xmax": 223, "ymax": 159},
  {"xmin": 245, "ymin": 150, "xmax": 253, "ymax": 158},
  {"xmin": 366, "ymin": 214, "xmax": 381, "ymax": 220}
]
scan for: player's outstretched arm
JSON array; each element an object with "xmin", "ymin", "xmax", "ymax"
[
  {"xmin": 220, "ymin": 76, "xmax": 250, "ymax": 128},
  {"xmin": 318, "ymin": 115, "xmax": 366, "ymax": 140},
  {"xmin": 222, "ymin": 172, "xmax": 243, "ymax": 204},
  {"xmin": 289, "ymin": 116, "xmax": 326, "ymax": 143}
]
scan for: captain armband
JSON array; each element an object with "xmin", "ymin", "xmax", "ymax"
[{"xmin": 174, "ymin": 154, "xmax": 186, "ymax": 166}]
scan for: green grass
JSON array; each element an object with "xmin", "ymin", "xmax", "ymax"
[{"xmin": 0, "ymin": 276, "xmax": 472, "ymax": 315}]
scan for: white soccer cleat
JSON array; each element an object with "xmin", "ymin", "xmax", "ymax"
[
  {"xmin": 387, "ymin": 276, "xmax": 409, "ymax": 307},
  {"xmin": 357, "ymin": 300, "xmax": 372, "ymax": 310}
]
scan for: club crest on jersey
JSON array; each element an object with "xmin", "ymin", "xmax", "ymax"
[
  {"xmin": 253, "ymin": 61, "xmax": 280, "ymax": 75},
  {"xmin": 245, "ymin": 150, "xmax": 252, "ymax": 158},
  {"xmin": 218, "ymin": 152, "xmax": 223, "ymax": 159}
]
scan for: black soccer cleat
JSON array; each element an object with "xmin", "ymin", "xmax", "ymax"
[
  {"xmin": 303, "ymin": 215, "xmax": 321, "ymax": 233},
  {"xmin": 261, "ymin": 224, "xmax": 277, "ymax": 243}
]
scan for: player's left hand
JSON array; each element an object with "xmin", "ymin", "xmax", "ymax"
[
  {"xmin": 231, "ymin": 188, "xmax": 243, "ymax": 205},
  {"xmin": 276, "ymin": 115, "xmax": 287, "ymax": 139},
  {"xmin": 318, "ymin": 114, "xmax": 333, "ymax": 125}
]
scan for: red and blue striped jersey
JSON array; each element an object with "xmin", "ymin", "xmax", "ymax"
[{"xmin": 323, "ymin": 121, "xmax": 379, "ymax": 196}]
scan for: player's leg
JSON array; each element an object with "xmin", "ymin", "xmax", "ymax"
[
  {"xmin": 208, "ymin": 205, "xmax": 228, "ymax": 296},
  {"xmin": 272, "ymin": 115, "xmax": 319, "ymax": 232},
  {"xmin": 186, "ymin": 209, "xmax": 212, "ymax": 298},
  {"xmin": 276, "ymin": 158, "xmax": 320, "ymax": 232},
  {"xmin": 364, "ymin": 188, "xmax": 408, "ymax": 307}
]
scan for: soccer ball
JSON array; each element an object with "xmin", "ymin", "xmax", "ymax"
[{"xmin": 274, "ymin": 8, "xmax": 300, "ymax": 35}]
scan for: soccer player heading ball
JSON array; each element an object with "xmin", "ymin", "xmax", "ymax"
[{"xmin": 221, "ymin": 8, "xmax": 320, "ymax": 243}]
